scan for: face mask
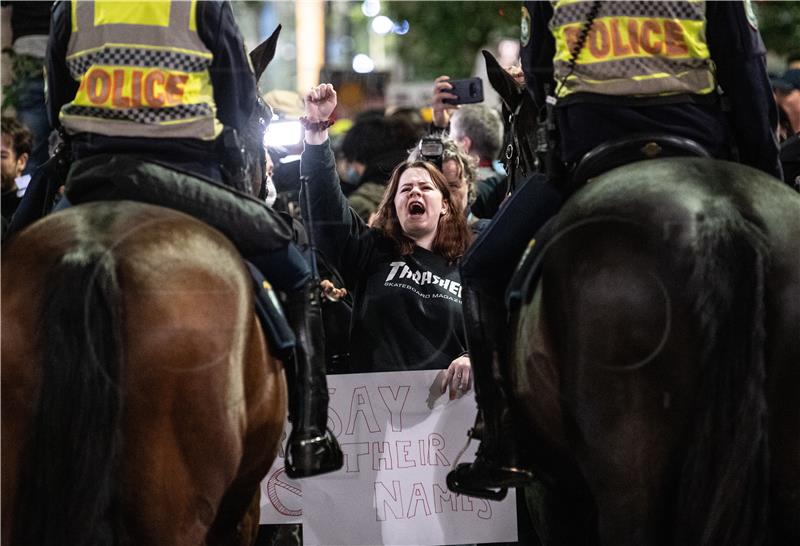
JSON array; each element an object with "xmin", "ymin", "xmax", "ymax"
[
  {"xmin": 344, "ymin": 166, "xmax": 360, "ymax": 186},
  {"xmin": 264, "ymin": 175, "xmax": 277, "ymax": 208}
]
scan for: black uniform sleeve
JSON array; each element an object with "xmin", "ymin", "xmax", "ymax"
[
  {"xmin": 299, "ymin": 140, "xmax": 373, "ymax": 287},
  {"xmin": 521, "ymin": 0, "xmax": 555, "ymax": 109},
  {"xmin": 45, "ymin": 0, "xmax": 78, "ymax": 128},
  {"xmin": 706, "ymin": 1, "xmax": 782, "ymax": 179},
  {"xmin": 196, "ymin": 0, "xmax": 256, "ymax": 131}
]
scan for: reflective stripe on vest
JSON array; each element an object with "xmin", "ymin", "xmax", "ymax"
[
  {"xmin": 60, "ymin": 0, "xmax": 221, "ymax": 140},
  {"xmin": 550, "ymin": 0, "xmax": 715, "ymax": 99}
]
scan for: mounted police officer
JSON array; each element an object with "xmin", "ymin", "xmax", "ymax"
[
  {"xmin": 448, "ymin": 0, "xmax": 783, "ymax": 499},
  {"xmin": 43, "ymin": 0, "xmax": 342, "ymax": 478}
]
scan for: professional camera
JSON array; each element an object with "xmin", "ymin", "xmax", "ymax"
[{"xmin": 418, "ymin": 136, "xmax": 444, "ymax": 171}]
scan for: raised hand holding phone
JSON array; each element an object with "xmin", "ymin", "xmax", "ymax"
[
  {"xmin": 432, "ymin": 75, "xmax": 459, "ymax": 128},
  {"xmin": 442, "ymin": 77, "xmax": 484, "ymax": 105}
]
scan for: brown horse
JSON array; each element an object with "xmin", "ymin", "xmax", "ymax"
[
  {"xmin": 1, "ymin": 201, "xmax": 287, "ymax": 546},
  {"xmin": 509, "ymin": 159, "xmax": 800, "ymax": 545}
]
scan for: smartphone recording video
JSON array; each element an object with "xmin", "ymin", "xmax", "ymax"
[{"xmin": 442, "ymin": 77, "xmax": 484, "ymax": 105}]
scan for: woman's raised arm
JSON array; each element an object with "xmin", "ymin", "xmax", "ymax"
[{"xmin": 299, "ymin": 84, "xmax": 370, "ymax": 285}]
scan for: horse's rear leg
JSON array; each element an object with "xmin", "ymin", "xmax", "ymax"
[
  {"xmin": 207, "ymin": 318, "xmax": 287, "ymax": 546},
  {"xmin": 513, "ymin": 287, "xmax": 598, "ymax": 545},
  {"xmin": 536, "ymin": 232, "xmax": 701, "ymax": 545},
  {"xmin": 118, "ymin": 277, "xmax": 268, "ymax": 545}
]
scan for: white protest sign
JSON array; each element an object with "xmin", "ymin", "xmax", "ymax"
[{"xmin": 260, "ymin": 370, "xmax": 518, "ymax": 545}]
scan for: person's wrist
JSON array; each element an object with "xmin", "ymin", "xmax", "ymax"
[
  {"xmin": 432, "ymin": 111, "xmax": 449, "ymax": 128},
  {"xmin": 303, "ymin": 126, "xmax": 328, "ymax": 145},
  {"xmin": 301, "ymin": 115, "xmax": 334, "ymax": 145},
  {"xmin": 300, "ymin": 116, "xmax": 335, "ymax": 132}
]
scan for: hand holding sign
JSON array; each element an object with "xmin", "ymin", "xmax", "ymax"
[{"xmin": 441, "ymin": 354, "xmax": 472, "ymax": 400}]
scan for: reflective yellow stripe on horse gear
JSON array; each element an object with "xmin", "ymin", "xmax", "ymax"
[
  {"xmin": 550, "ymin": 0, "xmax": 715, "ymax": 99},
  {"xmin": 61, "ymin": 0, "xmax": 221, "ymax": 140}
]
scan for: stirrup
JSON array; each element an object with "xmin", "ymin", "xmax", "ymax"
[
  {"xmin": 447, "ymin": 465, "xmax": 509, "ymax": 501},
  {"xmin": 446, "ymin": 457, "xmax": 534, "ymax": 501},
  {"xmin": 285, "ymin": 428, "xmax": 343, "ymax": 479}
]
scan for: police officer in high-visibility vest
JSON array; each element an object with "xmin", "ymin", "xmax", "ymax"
[
  {"xmin": 447, "ymin": 0, "xmax": 783, "ymax": 499},
  {"xmin": 45, "ymin": 0, "xmax": 342, "ymax": 478}
]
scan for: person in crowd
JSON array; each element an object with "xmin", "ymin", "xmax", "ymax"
[
  {"xmin": 387, "ymin": 105, "xmax": 428, "ymax": 138},
  {"xmin": 1, "ymin": 116, "xmax": 31, "ymax": 224},
  {"xmin": 774, "ymin": 69, "xmax": 800, "ymax": 134},
  {"xmin": 448, "ymin": 0, "xmax": 785, "ymax": 499},
  {"xmin": 431, "ymin": 81, "xmax": 508, "ymax": 219},
  {"xmin": 787, "ymin": 50, "xmax": 800, "ymax": 71},
  {"xmin": 300, "ymin": 83, "xmax": 473, "ymax": 398},
  {"xmin": 407, "ymin": 133, "xmax": 480, "ymax": 226},
  {"xmin": 431, "ymin": 95, "xmax": 504, "ymax": 180},
  {"xmin": 41, "ymin": 0, "xmax": 341, "ymax": 478},
  {"xmin": 771, "ymin": 76, "xmax": 795, "ymax": 143},
  {"xmin": 1, "ymin": 1, "xmax": 53, "ymax": 174},
  {"xmin": 339, "ymin": 111, "xmax": 422, "ymax": 222},
  {"xmin": 781, "ymin": 133, "xmax": 800, "ymax": 190},
  {"xmin": 775, "ymin": 70, "xmax": 800, "ymax": 188}
]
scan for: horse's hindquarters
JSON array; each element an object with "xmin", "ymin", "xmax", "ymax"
[
  {"xmin": 512, "ymin": 220, "xmax": 702, "ymax": 544},
  {"xmin": 1, "ymin": 203, "xmax": 287, "ymax": 546},
  {"xmin": 510, "ymin": 159, "xmax": 800, "ymax": 545}
]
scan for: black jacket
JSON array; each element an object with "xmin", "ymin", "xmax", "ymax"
[{"xmin": 301, "ymin": 141, "xmax": 467, "ymax": 373}]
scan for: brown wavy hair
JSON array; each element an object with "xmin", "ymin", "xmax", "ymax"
[{"xmin": 371, "ymin": 161, "xmax": 472, "ymax": 262}]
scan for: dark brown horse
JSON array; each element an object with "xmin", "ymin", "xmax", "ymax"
[
  {"xmin": 1, "ymin": 201, "xmax": 287, "ymax": 546},
  {"xmin": 509, "ymin": 159, "xmax": 800, "ymax": 545}
]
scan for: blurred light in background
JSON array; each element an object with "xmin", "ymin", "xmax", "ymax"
[
  {"xmin": 352, "ymin": 54, "xmax": 375, "ymax": 73},
  {"xmin": 265, "ymin": 120, "xmax": 303, "ymax": 148},
  {"xmin": 361, "ymin": 0, "xmax": 381, "ymax": 18},
  {"xmin": 295, "ymin": 1, "xmax": 325, "ymax": 92},
  {"xmin": 371, "ymin": 15, "xmax": 394, "ymax": 35},
  {"xmin": 393, "ymin": 20, "xmax": 410, "ymax": 35}
]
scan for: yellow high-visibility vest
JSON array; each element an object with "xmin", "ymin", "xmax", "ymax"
[
  {"xmin": 550, "ymin": 0, "xmax": 716, "ymax": 99},
  {"xmin": 60, "ymin": 0, "xmax": 222, "ymax": 140}
]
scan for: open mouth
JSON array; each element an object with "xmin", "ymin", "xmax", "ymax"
[{"xmin": 409, "ymin": 202, "xmax": 426, "ymax": 216}]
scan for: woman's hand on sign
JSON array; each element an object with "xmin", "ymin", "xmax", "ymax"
[{"xmin": 441, "ymin": 354, "xmax": 472, "ymax": 400}]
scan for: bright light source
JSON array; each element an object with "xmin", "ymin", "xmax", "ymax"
[
  {"xmin": 265, "ymin": 120, "xmax": 302, "ymax": 148},
  {"xmin": 361, "ymin": 0, "xmax": 380, "ymax": 17},
  {"xmin": 393, "ymin": 20, "xmax": 410, "ymax": 35},
  {"xmin": 279, "ymin": 154, "xmax": 301, "ymax": 164},
  {"xmin": 352, "ymin": 54, "xmax": 375, "ymax": 73},
  {"xmin": 371, "ymin": 15, "xmax": 393, "ymax": 35}
]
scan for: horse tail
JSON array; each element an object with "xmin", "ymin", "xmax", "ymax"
[
  {"xmin": 12, "ymin": 242, "xmax": 123, "ymax": 546},
  {"xmin": 675, "ymin": 207, "xmax": 770, "ymax": 545}
]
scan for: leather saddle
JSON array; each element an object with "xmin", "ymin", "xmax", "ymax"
[{"xmin": 567, "ymin": 133, "xmax": 711, "ymax": 193}]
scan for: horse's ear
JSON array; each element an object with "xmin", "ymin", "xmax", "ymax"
[
  {"xmin": 482, "ymin": 49, "xmax": 520, "ymax": 110},
  {"xmin": 249, "ymin": 24, "xmax": 282, "ymax": 82}
]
